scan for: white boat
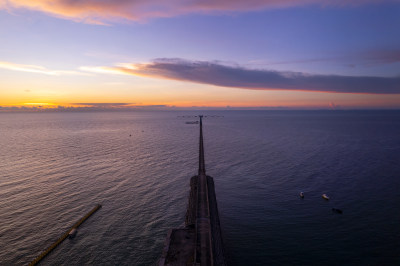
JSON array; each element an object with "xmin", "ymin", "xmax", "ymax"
[
  {"xmin": 322, "ymin": 194, "xmax": 329, "ymax": 200},
  {"xmin": 300, "ymin": 192, "xmax": 304, "ymax": 198}
]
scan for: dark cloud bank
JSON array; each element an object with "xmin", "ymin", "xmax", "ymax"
[{"xmin": 122, "ymin": 59, "xmax": 400, "ymax": 94}]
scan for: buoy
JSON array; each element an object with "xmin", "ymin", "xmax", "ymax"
[{"xmin": 300, "ymin": 192, "xmax": 304, "ymax": 198}]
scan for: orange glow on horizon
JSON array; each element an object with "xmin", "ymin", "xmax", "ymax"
[
  {"xmin": 23, "ymin": 103, "xmax": 57, "ymax": 106},
  {"xmin": 1, "ymin": 89, "xmax": 399, "ymax": 110}
]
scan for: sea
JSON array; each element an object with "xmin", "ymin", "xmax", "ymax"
[{"xmin": 0, "ymin": 110, "xmax": 399, "ymax": 265}]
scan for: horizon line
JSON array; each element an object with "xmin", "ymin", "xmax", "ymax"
[{"xmin": 1, "ymin": 105, "xmax": 400, "ymax": 112}]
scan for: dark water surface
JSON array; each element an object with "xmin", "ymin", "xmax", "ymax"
[{"xmin": 0, "ymin": 111, "xmax": 399, "ymax": 265}]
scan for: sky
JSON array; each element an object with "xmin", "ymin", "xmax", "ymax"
[{"xmin": 0, "ymin": 0, "xmax": 400, "ymax": 110}]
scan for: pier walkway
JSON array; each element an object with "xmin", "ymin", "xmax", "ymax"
[
  {"xmin": 159, "ymin": 116, "xmax": 226, "ymax": 266},
  {"xmin": 195, "ymin": 116, "xmax": 213, "ymax": 265}
]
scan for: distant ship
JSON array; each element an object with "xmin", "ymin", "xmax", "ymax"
[{"xmin": 185, "ymin": 121, "xmax": 199, "ymax": 124}]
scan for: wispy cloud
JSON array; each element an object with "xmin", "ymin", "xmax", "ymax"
[
  {"xmin": 0, "ymin": 0, "xmax": 394, "ymax": 24},
  {"xmin": 79, "ymin": 66, "xmax": 127, "ymax": 75},
  {"xmin": 71, "ymin": 103, "xmax": 168, "ymax": 108},
  {"xmin": 0, "ymin": 103, "xmax": 170, "ymax": 112},
  {"xmin": 0, "ymin": 61, "xmax": 90, "ymax": 76},
  {"xmin": 81, "ymin": 58, "xmax": 400, "ymax": 94},
  {"xmin": 72, "ymin": 103, "xmax": 133, "ymax": 108},
  {"xmin": 247, "ymin": 49, "xmax": 400, "ymax": 67},
  {"xmin": 0, "ymin": 61, "xmax": 59, "ymax": 75},
  {"xmin": 360, "ymin": 49, "xmax": 400, "ymax": 65}
]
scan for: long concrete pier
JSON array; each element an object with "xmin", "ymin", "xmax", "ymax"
[
  {"xmin": 29, "ymin": 204, "xmax": 102, "ymax": 266},
  {"xmin": 160, "ymin": 116, "xmax": 226, "ymax": 266}
]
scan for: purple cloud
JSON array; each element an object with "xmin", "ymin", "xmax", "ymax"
[
  {"xmin": 107, "ymin": 58, "xmax": 400, "ymax": 94},
  {"xmin": 247, "ymin": 49, "xmax": 400, "ymax": 67},
  {"xmin": 361, "ymin": 50, "xmax": 400, "ymax": 65}
]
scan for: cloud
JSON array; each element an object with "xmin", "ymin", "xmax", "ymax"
[
  {"xmin": 361, "ymin": 49, "xmax": 400, "ymax": 65},
  {"xmin": 71, "ymin": 103, "xmax": 169, "ymax": 109},
  {"xmin": 247, "ymin": 49, "xmax": 400, "ymax": 67},
  {"xmin": 0, "ymin": 61, "xmax": 90, "ymax": 76},
  {"xmin": 0, "ymin": 61, "xmax": 59, "ymax": 75},
  {"xmin": 82, "ymin": 58, "xmax": 400, "ymax": 94},
  {"xmin": 0, "ymin": 0, "xmax": 395, "ymax": 24},
  {"xmin": 72, "ymin": 103, "xmax": 132, "ymax": 108},
  {"xmin": 0, "ymin": 103, "xmax": 172, "ymax": 112},
  {"xmin": 79, "ymin": 66, "xmax": 127, "ymax": 75}
]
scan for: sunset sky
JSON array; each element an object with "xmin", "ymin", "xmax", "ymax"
[{"xmin": 1, "ymin": 0, "xmax": 400, "ymax": 109}]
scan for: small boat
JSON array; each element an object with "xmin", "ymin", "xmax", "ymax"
[
  {"xmin": 185, "ymin": 121, "xmax": 199, "ymax": 124},
  {"xmin": 68, "ymin": 228, "xmax": 77, "ymax": 239},
  {"xmin": 300, "ymin": 192, "xmax": 304, "ymax": 198},
  {"xmin": 322, "ymin": 194, "xmax": 329, "ymax": 200},
  {"xmin": 332, "ymin": 208, "xmax": 343, "ymax": 214}
]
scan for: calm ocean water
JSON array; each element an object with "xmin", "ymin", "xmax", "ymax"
[{"xmin": 0, "ymin": 110, "xmax": 399, "ymax": 265}]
